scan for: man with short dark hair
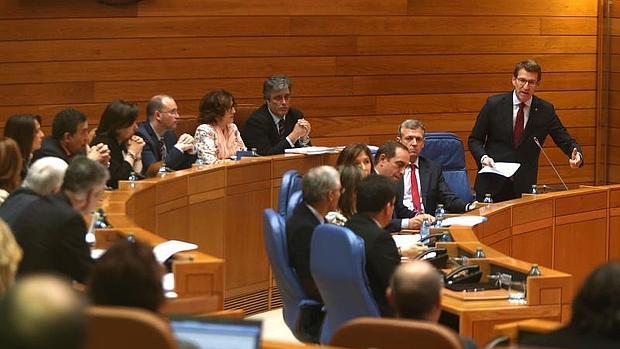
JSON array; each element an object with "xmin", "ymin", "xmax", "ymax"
[
  {"xmin": 11, "ymin": 156, "xmax": 109, "ymax": 283},
  {"xmin": 242, "ymin": 75, "xmax": 312, "ymax": 155},
  {"xmin": 33, "ymin": 108, "xmax": 110, "ymax": 166},
  {"xmin": 287, "ymin": 165, "xmax": 341, "ymax": 302},
  {"xmin": 387, "ymin": 262, "xmax": 477, "ymax": 349},
  {"xmin": 469, "ymin": 59, "xmax": 583, "ymax": 202},
  {"xmin": 344, "ymin": 175, "xmax": 401, "ymax": 316},
  {"xmin": 135, "ymin": 95, "xmax": 196, "ymax": 175}
]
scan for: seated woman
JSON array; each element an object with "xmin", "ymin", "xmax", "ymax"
[
  {"xmin": 91, "ymin": 100, "xmax": 145, "ymax": 189},
  {"xmin": 4, "ymin": 114, "xmax": 45, "ymax": 178},
  {"xmin": 195, "ymin": 89, "xmax": 246, "ymax": 164},
  {"xmin": 0, "ymin": 138, "xmax": 23, "ymax": 205},
  {"xmin": 0, "ymin": 219, "xmax": 22, "ymax": 296},
  {"xmin": 326, "ymin": 165, "xmax": 364, "ymax": 225},
  {"xmin": 87, "ymin": 238, "xmax": 163, "ymax": 312},
  {"xmin": 336, "ymin": 143, "xmax": 374, "ymax": 177}
]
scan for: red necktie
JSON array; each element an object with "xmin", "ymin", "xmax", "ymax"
[
  {"xmin": 410, "ymin": 163, "xmax": 422, "ymax": 213},
  {"xmin": 513, "ymin": 102, "xmax": 525, "ymax": 147}
]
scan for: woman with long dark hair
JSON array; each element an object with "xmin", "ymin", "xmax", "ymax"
[{"xmin": 4, "ymin": 114, "xmax": 44, "ymax": 177}]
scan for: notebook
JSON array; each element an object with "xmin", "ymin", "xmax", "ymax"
[{"xmin": 170, "ymin": 316, "xmax": 262, "ymax": 349}]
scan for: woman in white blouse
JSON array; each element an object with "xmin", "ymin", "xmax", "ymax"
[{"xmin": 195, "ymin": 89, "xmax": 246, "ymax": 164}]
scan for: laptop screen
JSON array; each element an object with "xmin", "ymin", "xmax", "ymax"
[{"xmin": 169, "ymin": 316, "xmax": 262, "ymax": 349}]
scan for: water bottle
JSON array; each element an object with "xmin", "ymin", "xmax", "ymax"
[
  {"xmin": 434, "ymin": 204, "xmax": 445, "ymax": 227},
  {"xmin": 128, "ymin": 171, "xmax": 138, "ymax": 189},
  {"xmin": 251, "ymin": 148, "xmax": 258, "ymax": 157},
  {"xmin": 483, "ymin": 193, "xmax": 493, "ymax": 204},
  {"xmin": 420, "ymin": 218, "xmax": 431, "ymax": 243},
  {"xmin": 157, "ymin": 163, "xmax": 167, "ymax": 177},
  {"xmin": 195, "ymin": 158, "xmax": 205, "ymax": 169},
  {"xmin": 531, "ymin": 185, "xmax": 538, "ymax": 194},
  {"xmin": 528, "ymin": 263, "xmax": 542, "ymax": 276},
  {"xmin": 94, "ymin": 208, "xmax": 110, "ymax": 229},
  {"xmin": 474, "ymin": 246, "xmax": 486, "ymax": 258}
]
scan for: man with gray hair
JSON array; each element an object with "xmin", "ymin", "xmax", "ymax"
[
  {"xmin": 11, "ymin": 156, "xmax": 109, "ymax": 283},
  {"xmin": 287, "ymin": 165, "xmax": 341, "ymax": 302},
  {"xmin": 0, "ymin": 157, "xmax": 68, "ymax": 226},
  {"xmin": 135, "ymin": 94, "xmax": 196, "ymax": 175},
  {"xmin": 242, "ymin": 75, "xmax": 312, "ymax": 155}
]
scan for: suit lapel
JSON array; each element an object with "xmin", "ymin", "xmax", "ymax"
[
  {"xmin": 418, "ymin": 158, "xmax": 430, "ymax": 209},
  {"xmin": 502, "ymin": 93, "xmax": 515, "ymax": 142}
]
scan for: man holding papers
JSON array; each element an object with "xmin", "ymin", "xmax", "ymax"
[{"xmin": 468, "ymin": 59, "xmax": 583, "ymax": 202}]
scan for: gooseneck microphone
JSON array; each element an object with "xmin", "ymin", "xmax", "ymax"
[{"xmin": 533, "ymin": 136, "xmax": 568, "ymax": 190}]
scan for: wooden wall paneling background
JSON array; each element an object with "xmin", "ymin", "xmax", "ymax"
[
  {"xmin": 0, "ymin": 0, "xmax": 602, "ymax": 189},
  {"xmin": 609, "ymin": 1, "xmax": 620, "ymax": 182}
]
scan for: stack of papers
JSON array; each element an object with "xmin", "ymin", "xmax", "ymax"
[
  {"xmin": 285, "ymin": 146, "xmax": 336, "ymax": 154},
  {"xmin": 392, "ymin": 234, "xmax": 421, "ymax": 250},
  {"xmin": 478, "ymin": 162, "xmax": 520, "ymax": 177},
  {"xmin": 440, "ymin": 216, "xmax": 487, "ymax": 227}
]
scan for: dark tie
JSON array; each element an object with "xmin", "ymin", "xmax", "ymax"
[
  {"xmin": 158, "ymin": 138, "xmax": 167, "ymax": 163},
  {"xmin": 278, "ymin": 118, "xmax": 286, "ymax": 139},
  {"xmin": 410, "ymin": 163, "xmax": 422, "ymax": 213},
  {"xmin": 513, "ymin": 102, "xmax": 525, "ymax": 147}
]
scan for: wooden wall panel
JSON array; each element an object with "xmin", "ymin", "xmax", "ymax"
[
  {"xmin": 610, "ymin": 1, "xmax": 620, "ymax": 183},
  {"xmin": 0, "ymin": 0, "xmax": 599, "ymax": 190}
]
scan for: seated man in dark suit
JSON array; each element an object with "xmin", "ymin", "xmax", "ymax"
[
  {"xmin": 0, "ymin": 157, "xmax": 68, "ymax": 226},
  {"xmin": 33, "ymin": 108, "xmax": 110, "ymax": 166},
  {"xmin": 521, "ymin": 261, "xmax": 620, "ymax": 349},
  {"xmin": 242, "ymin": 75, "xmax": 312, "ymax": 155},
  {"xmin": 135, "ymin": 95, "xmax": 196, "ymax": 175},
  {"xmin": 11, "ymin": 156, "xmax": 109, "ymax": 284},
  {"xmin": 395, "ymin": 119, "xmax": 477, "ymax": 219},
  {"xmin": 387, "ymin": 261, "xmax": 477, "ymax": 349},
  {"xmin": 287, "ymin": 165, "xmax": 341, "ymax": 302},
  {"xmin": 373, "ymin": 141, "xmax": 431, "ymax": 232},
  {"xmin": 344, "ymin": 175, "xmax": 400, "ymax": 316}
]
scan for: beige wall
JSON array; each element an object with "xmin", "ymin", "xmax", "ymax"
[{"xmin": 0, "ymin": 0, "xmax": 600, "ymax": 186}]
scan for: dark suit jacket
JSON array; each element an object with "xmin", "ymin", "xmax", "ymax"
[
  {"xmin": 395, "ymin": 156, "xmax": 468, "ymax": 218},
  {"xmin": 12, "ymin": 192, "xmax": 94, "ymax": 283},
  {"xmin": 32, "ymin": 137, "xmax": 74, "ymax": 164},
  {"xmin": 520, "ymin": 324, "xmax": 620, "ymax": 349},
  {"xmin": 135, "ymin": 121, "xmax": 196, "ymax": 175},
  {"xmin": 0, "ymin": 187, "xmax": 40, "ymax": 227},
  {"xmin": 286, "ymin": 202, "xmax": 323, "ymax": 302},
  {"xmin": 345, "ymin": 213, "xmax": 400, "ymax": 316},
  {"xmin": 241, "ymin": 104, "xmax": 308, "ymax": 155},
  {"xmin": 468, "ymin": 92, "xmax": 582, "ymax": 201},
  {"xmin": 91, "ymin": 133, "xmax": 134, "ymax": 189}
]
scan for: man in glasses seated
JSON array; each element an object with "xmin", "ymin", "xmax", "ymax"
[{"xmin": 468, "ymin": 59, "xmax": 583, "ymax": 202}]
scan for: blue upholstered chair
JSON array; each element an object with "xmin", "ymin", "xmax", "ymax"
[
  {"xmin": 286, "ymin": 191, "xmax": 304, "ymax": 220},
  {"xmin": 278, "ymin": 170, "xmax": 303, "ymax": 218},
  {"xmin": 262, "ymin": 209, "xmax": 322, "ymax": 342},
  {"xmin": 420, "ymin": 132, "xmax": 473, "ymax": 202},
  {"xmin": 310, "ymin": 224, "xmax": 380, "ymax": 344}
]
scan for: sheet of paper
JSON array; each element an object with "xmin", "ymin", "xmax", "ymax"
[
  {"xmin": 284, "ymin": 146, "xmax": 336, "ymax": 154},
  {"xmin": 478, "ymin": 162, "xmax": 521, "ymax": 177},
  {"xmin": 153, "ymin": 239, "xmax": 198, "ymax": 263},
  {"xmin": 392, "ymin": 234, "xmax": 421, "ymax": 250},
  {"xmin": 441, "ymin": 216, "xmax": 488, "ymax": 227}
]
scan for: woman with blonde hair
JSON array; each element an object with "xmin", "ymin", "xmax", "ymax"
[{"xmin": 0, "ymin": 219, "xmax": 22, "ymax": 296}]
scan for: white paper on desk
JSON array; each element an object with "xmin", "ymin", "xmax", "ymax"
[
  {"xmin": 441, "ymin": 216, "xmax": 487, "ymax": 227},
  {"xmin": 392, "ymin": 234, "xmax": 421, "ymax": 250},
  {"xmin": 478, "ymin": 162, "xmax": 520, "ymax": 177},
  {"xmin": 285, "ymin": 146, "xmax": 335, "ymax": 154},
  {"xmin": 153, "ymin": 240, "xmax": 198, "ymax": 264}
]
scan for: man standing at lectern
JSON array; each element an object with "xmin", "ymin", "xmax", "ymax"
[{"xmin": 468, "ymin": 59, "xmax": 583, "ymax": 202}]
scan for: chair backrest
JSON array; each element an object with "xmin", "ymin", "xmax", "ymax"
[
  {"xmin": 262, "ymin": 209, "xmax": 310, "ymax": 336},
  {"xmin": 420, "ymin": 132, "xmax": 472, "ymax": 202},
  {"xmin": 278, "ymin": 170, "xmax": 303, "ymax": 217},
  {"xmin": 310, "ymin": 225, "xmax": 380, "ymax": 344},
  {"xmin": 85, "ymin": 306, "xmax": 177, "ymax": 349},
  {"xmin": 330, "ymin": 317, "xmax": 464, "ymax": 349},
  {"xmin": 286, "ymin": 190, "xmax": 304, "ymax": 220}
]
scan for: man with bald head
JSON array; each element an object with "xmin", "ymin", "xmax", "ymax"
[
  {"xmin": 387, "ymin": 261, "xmax": 477, "ymax": 349},
  {"xmin": 136, "ymin": 94, "xmax": 196, "ymax": 175},
  {"xmin": 0, "ymin": 275, "xmax": 86, "ymax": 349}
]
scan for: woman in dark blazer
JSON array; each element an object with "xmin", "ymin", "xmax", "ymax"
[{"xmin": 91, "ymin": 100, "xmax": 144, "ymax": 188}]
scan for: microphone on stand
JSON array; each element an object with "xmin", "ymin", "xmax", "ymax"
[{"xmin": 533, "ymin": 136, "xmax": 568, "ymax": 191}]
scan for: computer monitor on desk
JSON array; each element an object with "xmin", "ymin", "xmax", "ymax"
[{"xmin": 170, "ymin": 316, "xmax": 262, "ymax": 349}]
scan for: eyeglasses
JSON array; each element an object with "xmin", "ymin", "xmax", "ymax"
[
  {"xmin": 159, "ymin": 109, "xmax": 179, "ymax": 115},
  {"xmin": 516, "ymin": 78, "xmax": 538, "ymax": 87}
]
